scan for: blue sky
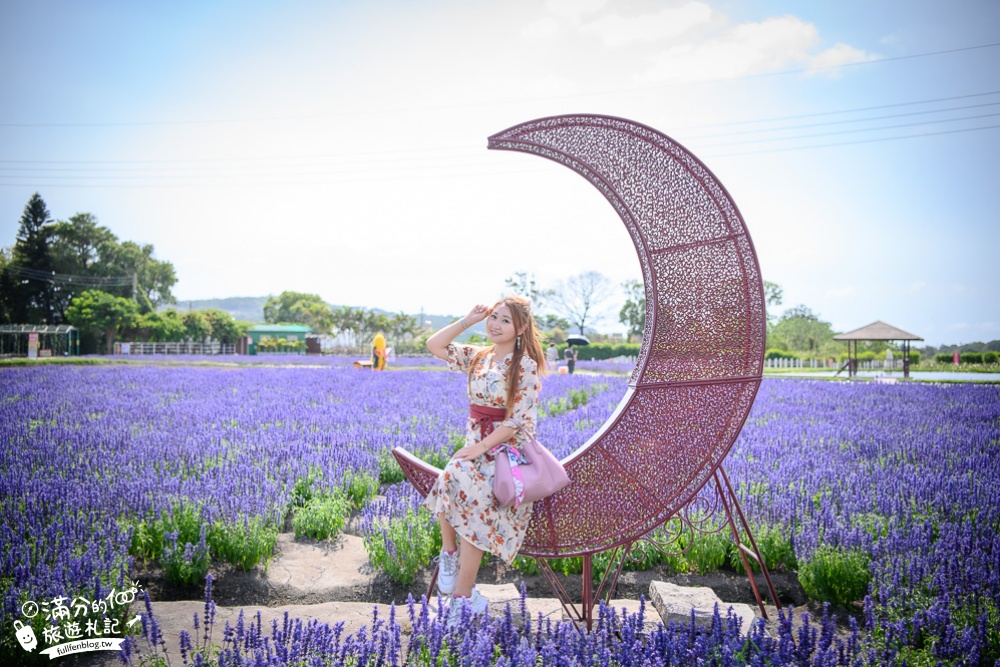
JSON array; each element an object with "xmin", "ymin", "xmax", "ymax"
[{"xmin": 2, "ymin": 0, "xmax": 998, "ymax": 346}]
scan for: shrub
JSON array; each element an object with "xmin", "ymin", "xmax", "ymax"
[
  {"xmin": 162, "ymin": 525, "xmax": 210, "ymax": 587},
  {"xmin": 209, "ymin": 516, "xmax": 278, "ymax": 571},
  {"xmin": 292, "ymin": 489, "xmax": 350, "ymax": 540},
  {"xmin": 728, "ymin": 525, "xmax": 797, "ymax": 573},
  {"xmin": 798, "ymin": 544, "xmax": 871, "ymax": 607},
  {"xmin": 344, "ymin": 471, "xmax": 380, "ymax": 510},
  {"xmin": 765, "ymin": 349, "xmax": 797, "ymax": 360},
  {"xmin": 362, "ymin": 507, "xmax": 441, "ymax": 585},
  {"xmin": 559, "ymin": 343, "xmax": 640, "ymax": 361},
  {"xmin": 685, "ymin": 530, "xmax": 731, "ymax": 573},
  {"xmin": 961, "ymin": 352, "xmax": 983, "ymax": 364},
  {"xmin": 985, "ymin": 351, "xmax": 999, "ymax": 364}
]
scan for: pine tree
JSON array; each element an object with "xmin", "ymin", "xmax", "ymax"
[{"xmin": 10, "ymin": 193, "xmax": 55, "ymax": 323}]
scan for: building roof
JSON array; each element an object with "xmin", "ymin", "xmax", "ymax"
[
  {"xmin": 248, "ymin": 324, "xmax": 315, "ymax": 333},
  {"xmin": 833, "ymin": 320, "xmax": 923, "ymax": 341},
  {"xmin": 0, "ymin": 324, "xmax": 76, "ymax": 333}
]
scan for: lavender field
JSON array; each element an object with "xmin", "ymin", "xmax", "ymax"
[{"xmin": 2, "ymin": 363, "xmax": 998, "ymax": 665}]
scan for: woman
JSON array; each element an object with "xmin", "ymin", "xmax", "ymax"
[{"xmin": 424, "ymin": 296, "xmax": 546, "ymax": 623}]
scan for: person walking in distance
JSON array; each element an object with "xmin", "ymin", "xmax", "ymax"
[
  {"xmin": 564, "ymin": 342, "xmax": 578, "ymax": 374},
  {"xmin": 423, "ymin": 296, "xmax": 547, "ymax": 624}
]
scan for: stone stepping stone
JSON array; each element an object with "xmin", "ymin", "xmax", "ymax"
[{"xmin": 648, "ymin": 581, "xmax": 756, "ymax": 635}]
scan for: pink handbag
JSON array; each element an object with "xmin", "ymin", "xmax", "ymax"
[{"xmin": 494, "ymin": 433, "xmax": 570, "ymax": 509}]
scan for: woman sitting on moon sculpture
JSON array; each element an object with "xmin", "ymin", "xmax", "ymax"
[{"xmin": 424, "ymin": 296, "xmax": 546, "ymax": 624}]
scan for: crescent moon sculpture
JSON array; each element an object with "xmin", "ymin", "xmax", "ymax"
[{"xmin": 393, "ymin": 114, "xmax": 776, "ymax": 626}]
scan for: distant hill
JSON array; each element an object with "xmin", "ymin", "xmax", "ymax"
[
  {"xmin": 163, "ymin": 297, "xmax": 477, "ymax": 339},
  {"xmin": 165, "ymin": 296, "xmax": 270, "ymax": 323}
]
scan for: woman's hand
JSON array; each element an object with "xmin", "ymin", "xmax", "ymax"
[
  {"xmin": 452, "ymin": 442, "xmax": 488, "ymax": 461},
  {"xmin": 464, "ymin": 304, "xmax": 490, "ymax": 327}
]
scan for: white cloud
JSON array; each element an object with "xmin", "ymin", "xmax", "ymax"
[
  {"xmin": 805, "ymin": 42, "xmax": 876, "ymax": 75},
  {"xmin": 636, "ymin": 14, "xmax": 874, "ymax": 84},
  {"xmin": 579, "ymin": 2, "xmax": 713, "ymax": 47}
]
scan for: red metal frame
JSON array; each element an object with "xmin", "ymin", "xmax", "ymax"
[{"xmin": 395, "ymin": 115, "xmax": 775, "ymax": 630}]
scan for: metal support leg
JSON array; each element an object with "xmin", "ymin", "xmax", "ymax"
[{"xmin": 714, "ymin": 465, "xmax": 781, "ymax": 618}]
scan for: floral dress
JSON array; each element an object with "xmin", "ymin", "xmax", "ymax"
[{"xmin": 423, "ymin": 343, "xmax": 540, "ymax": 564}]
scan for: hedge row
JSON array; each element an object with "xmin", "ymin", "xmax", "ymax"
[
  {"xmin": 767, "ymin": 349, "xmax": 921, "ymax": 364},
  {"xmin": 935, "ymin": 351, "xmax": 1000, "ymax": 364},
  {"xmin": 557, "ymin": 343, "xmax": 639, "ymax": 361}
]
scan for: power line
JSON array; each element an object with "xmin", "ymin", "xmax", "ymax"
[
  {"xmin": 0, "ymin": 43, "xmax": 996, "ymax": 129},
  {"xmin": 5, "ymin": 265, "xmax": 134, "ymax": 287},
  {"xmin": 688, "ymin": 90, "xmax": 1000, "ymax": 129},
  {"xmin": 704, "ymin": 123, "xmax": 1000, "ymax": 158}
]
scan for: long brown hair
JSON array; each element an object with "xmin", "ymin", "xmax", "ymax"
[{"xmin": 468, "ymin": 296, "xmax": 547, "ymax": 419}]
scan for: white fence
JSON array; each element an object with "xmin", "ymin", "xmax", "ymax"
[
  {"xmin": 114, "ymin": 342, "xmax": 236, "ymax": 355},
  {"xmin": 764, "ymin": 358, "xmax": 904, "ymax": 370}
]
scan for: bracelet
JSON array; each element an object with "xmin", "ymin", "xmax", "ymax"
[{"xmin": 460, "ymin": 318, "xmax": 469, "ymax": 329}]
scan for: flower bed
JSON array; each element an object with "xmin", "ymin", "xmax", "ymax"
[{"xmin": 2, "ymin": 366, "xmax": 998, "ymax": 664}]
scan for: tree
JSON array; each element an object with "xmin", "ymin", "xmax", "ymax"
[
  {"xmin": 763, "ymin": 280, "xmax": 784, "ymax": 333},
  {"xmin": 101, "ymin": 240, "xmax": 176, "ymax": 313},
  {"xmin": 203, "ymin": 309, "xmax": 248, "ymax": 345},
  {"xmin": 137, "ymin": 309, "xmax": 186, "ymax": 342},
  {"xmin": 0, "ymin": 247, "xmax": 15, "ymax": 324},
  {"xmin": 618, "ymin": 279, "xmax": 645, "ymax": 341},
  {"xmin": 769, "ymin": 305, "xmax": 836, "ymax": 354},
  {"xmin": 65, "ymin": 290, "xmax": 138, "ymax": 354},
  {"xmin": 388, "ymin": 311, "xmax": 420, "ymax": 345},
  {"xmin": 504, "ymin": 271, "xmax": 554, "ymax": 311},
  {"xmin": 182, "ymin": 311, "xmax": 211, "ymax": 342},
  {"xmin": 10, "ymin": 193, "xmax": 56, "ymax": 323},
  {"xmin": 263, "ymin": 292, "xmax": 334, "ymax": 332},
  {"xmin": 549, "ymin": 271, "xmax": 616, "ymax": 335},
  {"xmin": 46, "ymin": 213, "xmax": 119, "ymax": 320},
  {"xmin": 331, "ymin": 305, "xmax": 366, "ymax": 349},
  {"xmin": 763, "ymin": 280, "xmax": 783, "ymax": 308}
]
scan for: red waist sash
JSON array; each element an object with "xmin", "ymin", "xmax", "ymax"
[{"xmin": 469, "ymin": 404, "xmax": 507, "ymax": 440}]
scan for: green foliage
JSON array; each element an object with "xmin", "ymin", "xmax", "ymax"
[
  {"xmin": 935, "ymin": 351, "xmax": 999, "ymax": 365},
  {"xmin": 257, "ymin": 335, "xmax": 304, "ymax": 353},
  {"xmin": 557, "ymin": 343, "xmax": 640, "ymax": 361},
  {"xmin": 290, "ymin": 466, "xmax": 324, "ymax": 507},
  {"xmin": 618, "ymin": 279, "xmax": 645, "ymax": 340},
  {"xmin": 798, "ymin": 544, "xmax": 871, "ymax": 607},
  {"xmin": 138, "ymin": 309, "xmax": 186, "ymax": 341},
  {"xmin": 728, "ymin": 525, "xmax": 797, "ymax": 573},
  {"xmin": 292, "ymin": 488, "xmax": 350, "ymax": 540},
  {"xmin": 128, "ymin": 499, "xmax": 277, "ymax": 581},
  {"xmin": 162, "ymin": 525, "xmax": 211, "ymax": 587},
  {"xmin": 65, "ymin": 289, "xmax": 139, "ymax": 353},
  {"xmin": 209, "ymin": 517, "xmax": 278, "ymax": 571},
  {"xmin": 684, "ymin": 530, "xmax": 731, "ymax": 573},
  {"xmin": 344, "ymin": 471, "xmax": 380, "ymax": 510},
  {"xmin": 379, "ymin": 446, "xmax": 452, "ymax": 485},
  {"xmin": 541, "ymin": 385, "xmax": 604, "ymax": 417},
  {"xmin": 182, "ymin": 310, "xmax": 211, "ymax": 341},
  {"xmin": 362, "ymin": 507, "xmax": 442, "ymax": 585},
  {"xmin": 768, "ymin": 305, "xmax": 838, "ymax": 356},
  {"xmin": 765, "ymin": 349, "xmax": 798, "ymax": 360},
  {"xmin": 264, "ymin": 291, "xmax": 334, "ymax": 332}
]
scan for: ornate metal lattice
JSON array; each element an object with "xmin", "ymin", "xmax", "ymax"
[{"xmin": 393, "ymin": 115, "xmax": 776, "ymax": 627}]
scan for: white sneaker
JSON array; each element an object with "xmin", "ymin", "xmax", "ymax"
[
  {"xmin": 446, "ymin": 588, "xmax": 488, "ymax": 627},
  {"xmin": 435, "ymin": 549, "xmax": 459, "ymax": 595}
]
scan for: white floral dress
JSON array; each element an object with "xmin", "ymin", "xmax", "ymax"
[{"xmin": 423, "ymin": 343, "xmax": 540, "ymax": 564}]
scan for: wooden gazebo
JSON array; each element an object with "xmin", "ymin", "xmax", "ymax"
[{"xmin": 833, "ymin": 320, "xmax": 923, "ymax": 379}]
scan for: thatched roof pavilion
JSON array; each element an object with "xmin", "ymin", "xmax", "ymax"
[{"xmin": 833, "ymin": 320, "xmax": 923, "ymax": 378}]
